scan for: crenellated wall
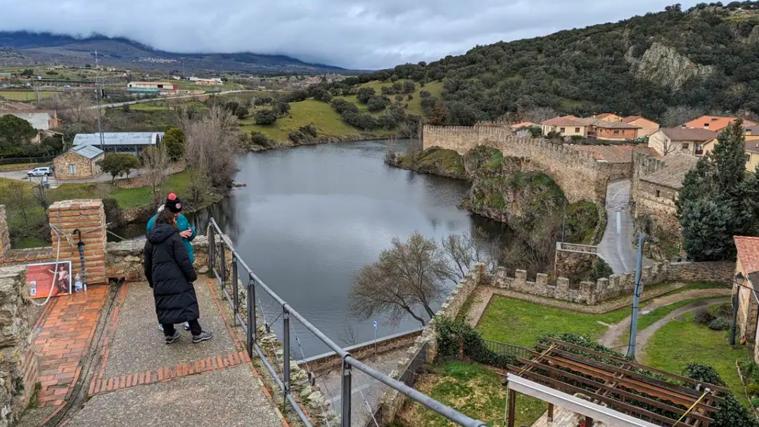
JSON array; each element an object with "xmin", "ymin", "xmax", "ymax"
[
  {"xmin": 491, "ymin": 260, "xmax": 733, "ymax": 305},
  {"xmin": 422, "ymin": 125, "xmax": 611, "ymax": 204}
]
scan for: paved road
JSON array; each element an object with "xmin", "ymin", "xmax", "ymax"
[
  {"xmin": 597, "ymin": 179, "xmax": 637, "ymax": 274},
  {"xmin": 0, "ymin": 169, "xmax": 145, "ymax": 188}
]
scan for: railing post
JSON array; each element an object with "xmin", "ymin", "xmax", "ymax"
[
  {"xmin": 208, "ymin": 226, "xmax": 216, "ymax": 275},
  {"xmin": 283, "ymin": 306, "xmax": 291, "ymax": 409},
  {"xmin": 232, "ymin": 254, "xmax": 239, "ymax": 325},
  {"xmin": 219, "ymin": 242, "xmax": 227, "ymax": 291},
  {"xmin": 246, "ymin": 277, "xmax": 255, "ymax": 357},
  {"xmin": 341, "ymin": 359, "xmax": 352, "ymax": 427}
]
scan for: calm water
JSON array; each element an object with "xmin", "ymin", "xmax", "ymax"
[{"xmin": 167, "ymin": 140, "xmax": 508, "ymax": 356}]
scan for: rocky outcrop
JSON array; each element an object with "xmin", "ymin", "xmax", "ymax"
[{"xmin": 628, "ymin": 42, "xmax": 715, "ymax": 89}]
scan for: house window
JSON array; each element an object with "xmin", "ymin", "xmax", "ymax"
[
  {"xmin": 682, "ymin": 143, "xmax": 689, "ymax": 150},
  {"xmin": 575, "ymin": 127, "xmax": 580, "ymax": 133},
  {"xmin": 560, "ymin": 127, "xmax": 565, "ymax": 133},
  {"xmin": 656, "ymin": 189, "xmax": 661, "ymax": 198},
  {"xmin": 68, "ymin": 164, "xmax": 76, "ymax": 175},
  {"xmin": 613, "ymin": 129, "xmax": 620, "ymax": 134},
  {"xmin": 695, "ymin": 144, "xmax": 704, "ymax": 155}
]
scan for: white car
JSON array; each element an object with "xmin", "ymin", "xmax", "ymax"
[{"xmin": 27, "ymin": 167, "xmax": 52, "ymax": 177}]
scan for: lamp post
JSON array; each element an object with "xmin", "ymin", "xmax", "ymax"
[{"xmin": 731, "ymin": 272, "xmax": 747, "ymax": 345}]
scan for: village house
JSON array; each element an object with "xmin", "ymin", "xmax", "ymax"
[
  {"xmin": 622, "ymin": 115, "xmax": 660, "ymax": 138},
  {"xmin": 746, "ymin": 140, "xmax": 759, "ymax": 172},
  {"xmin": 588, "ymin": 120, "xmax": 640, "ymax": 141},
  {"xmin": 647, "ymin": 127, "xmax": 717, "ymax": 157},
  {"xmin": 53, "ymin": 145, "xmax": 104, "ymax": 179},
  {"xmin": 683, "ymin": 115, "xmax": 757, "ymax": 132},
  {"xmin": 0, "ymin": 110, "xmax": 60, "ymax": 143},
  {"xmin": 73, "ymin": 132, "xmax": 163, "ymax": 155},
  {"xmin": 733, "ymin": 236, "xmax": 759, "ymax": 361},
  {"xmin": 510, "ymin": 121, "xmax": 539, "ymax": 137},
  {"xmin": 593, "ymin": 112, "xmax": 624, "ymax": 122},
  {"xmin": 189, "ymin": 76, "xmax": 223, "ymax": 86},
  {"xmin": 540, "ymin": 115, "xmax": 591, "ymax": 138}
]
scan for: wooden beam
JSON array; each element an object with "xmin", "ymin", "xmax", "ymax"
[{"xmin": 507, "ymin": 389, "xmax": 516, "ymax": 427}]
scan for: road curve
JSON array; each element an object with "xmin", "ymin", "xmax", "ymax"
[{"xmin": 597, "ymin": 179, "xmax": 636, "ymax": 274}]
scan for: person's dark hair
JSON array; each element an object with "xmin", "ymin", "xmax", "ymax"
[{"xmin": 156, "ymin": 208, "xmax": 176, "ymax": 227}]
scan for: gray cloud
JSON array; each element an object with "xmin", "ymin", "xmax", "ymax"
[{"xmin": 0, "ymin": 0, "xmax": 699, "ymax": 69}]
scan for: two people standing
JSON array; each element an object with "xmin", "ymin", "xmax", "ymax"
[{"xmin": 143, "ymin": 193, "xmax": 212, "ymax": 344}]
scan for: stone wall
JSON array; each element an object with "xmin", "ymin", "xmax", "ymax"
[
  {"xmin": 375, "ymin": 265, "xmax": 485, "ymax": 425},
  {"xmin": 631, "ymin": 152, "xmax": 682, "ymax": 236},
  {"xmin": 422, "ymin": 125, "xmax": 611, "ymax": 204},
  {"xmin": 48, "ymin": 200, "xmax": 107, "ymax": 285},
  {"xmin": 0, "ymin": 206, "xmax": 9, "ymax": 260},
  {"xmin": 0, "ymin": 266, "xmax": 38, "ymax": 426},
  {"xmin": 491, "ymin": 260, "xmax": 734, "ymax": 305},
  {"xmin": 105, "ymin": 236, "xmax": 209, "ymax": 282}
]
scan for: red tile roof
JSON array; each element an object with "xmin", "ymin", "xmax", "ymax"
[
  {"xmin": 661, "ymin": 127, "xmax": 717, "ymax": 142},
  {"xmin": 541, "ymin": 115, "xmax": 592, "ymax": 127},
  {"xmin": 683, "ymin": 115, "xmax": 757, "ymax": 132},
  {"xmin": 735, "ymin": 236, "xmax": 759, "ymax": 274}
]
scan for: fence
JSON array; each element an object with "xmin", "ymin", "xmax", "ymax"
[
  {"xmin": 207, "ymin": 218, "xmax": 485, "ymax": 427},
  {"xmin": 483, "ymin": 340, "xmax": 532, "ymax": 361},
  {"xmin": 556, "ymin": 242, "xmax": 598, "ymax": 254}
]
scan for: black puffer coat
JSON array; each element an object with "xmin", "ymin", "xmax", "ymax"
[{"xmin": 143, "ymin": 223, "xmax": 199, "ymax": 324}]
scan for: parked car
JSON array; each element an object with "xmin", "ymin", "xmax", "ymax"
[{"xmin": 27, "ymin": 167, "xmax": 52, "ymax": 177}]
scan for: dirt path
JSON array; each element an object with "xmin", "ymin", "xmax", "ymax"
[{"xmin": 597, "ymin": 288, "xmax": 730, "ymax": 349}]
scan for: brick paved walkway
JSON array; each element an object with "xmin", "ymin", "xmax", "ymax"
[{"xmin": 32, "ymin": 286, "xmax": 108, "ymax": 407}]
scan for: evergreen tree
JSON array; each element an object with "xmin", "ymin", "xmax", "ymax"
[{"xmin": 678, "ymin": 120, "xmax": 757, "ymax": 260}]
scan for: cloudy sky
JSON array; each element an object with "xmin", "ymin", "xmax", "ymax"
[{"xmin": 0, "ymin": 0, "xmax": 699, "ymax": 69}]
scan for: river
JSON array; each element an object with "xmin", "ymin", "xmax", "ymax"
[{"xmin": 163, "ymin": 140, "xmax": 510, "ymax": 356}]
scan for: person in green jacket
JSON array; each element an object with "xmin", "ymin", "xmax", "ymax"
[
  {"xmin": 146, "ymin": 193, "xmax": 196, "ymax": 264},
  {"xmin": 147, "ymin": 192, "xmax": 196, "ymax": 333}
]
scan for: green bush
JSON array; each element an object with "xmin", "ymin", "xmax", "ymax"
[
  {"xmin": 694, "ymin": 308, "xmax": 716, "ymax": 325},
  {"xmin": 708, "ymin": 317, "xmax": 730, "ymax": 331},
  {"xmin": 436, "ymin": 317, "xmax": 515, "ymax": 369}
]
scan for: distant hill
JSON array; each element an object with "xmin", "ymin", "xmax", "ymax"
[
  {"xmin": 0, "ymin": 31, "xmax": 346, "ymax": 75},
  {"xmin": 326, "ymin": 2, "xmax": 759, "ymax": 123}
]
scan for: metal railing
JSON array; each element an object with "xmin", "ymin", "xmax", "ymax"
[
  {"xmin": 207, "ymin": 218, "xmax": 485, "ymax": 427},
  {"xmin": 483, "ymin": 339, "xmax": 532, "ymax": 361},
  {"xmin": 556, "ymin": 241, "xmax": 599, "ymax": 254}
]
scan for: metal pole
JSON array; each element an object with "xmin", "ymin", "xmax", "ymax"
[
  {"xmin": 232, "ymin": 254, "xmax": 239, "ymax": 325},
  {"xmin": 341, "ymin": 360, "xmax": 352, "ymax": 427},
  {"xmin": 219, "ymin": 243, "xmax": 227, "ymax": 291},
  {"xmin": 731, "ymin": 286, "xmax": 739, "ymax": 345},
  {"xmin": 208, "ymin": 227, "xmax": 216, "ymax": 275},
  {"xmin": 283, "ymin": 307, "xmax": 291, "ymax": 409},
  {"xmin": 626, "ymin": 233, "xmax": 646, "ymax": 359},
  {"xmin": 246, "ymin": 278, "xmax": 255, "ymax": 357}
]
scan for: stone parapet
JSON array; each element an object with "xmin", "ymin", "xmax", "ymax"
[
  {"xmin": 106, "ymin": 236, "xmax": 208, "ymax": 282},
  {"xmin": 48, "ymin": 200, "xmax": 107, "ymax": 285},
  {"xmin": 0, "ymin": 265, "xmax": 38, "ymax": 426},
  {"xmin": 0, "ymin": 205, "xmax": 9, "ymax": 259}
]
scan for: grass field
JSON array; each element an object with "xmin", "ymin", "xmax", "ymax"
[
  {"xmin": 476, "ymin": 296, "xmax": 630, "ymax": 347},
  {"xmin": 240, "ymin": 99, "xmax": 362, "ymax": 141},
  {"xmin": 644, "ymin": 311, "xmax": 753, "ymax": 405},
  {"xmin": 0, "ymin": 90, "xmax": 57, "ymax": 101},
  {"xmin": 400, "ymin": 361, "xmax": 545, "ymax": 427},
  {"xmin": 356, "ymin": 80, "xmax": 444, "ymax": 116}
]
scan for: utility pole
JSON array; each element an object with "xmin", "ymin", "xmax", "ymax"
[
  {"xmin": 626, "ymin": 233, "xmax": 647, "ymax": 360},
  {"xmin": 94, "ymin": 50, "xmax": 105, "ymax": 152}
]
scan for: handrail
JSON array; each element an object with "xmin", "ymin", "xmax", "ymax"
[{"xmin": 206, "ymin": 218, "xmax": 485, "ymax": 427}]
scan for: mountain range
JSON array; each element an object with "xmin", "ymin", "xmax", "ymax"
[{"xmin": 0, "ymin": 31, "xmax": 346, "ymax": 75}]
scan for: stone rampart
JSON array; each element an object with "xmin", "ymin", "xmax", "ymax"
[
  {"xmin": 422, "ymin": 125, "xmax": 611, "ymax": 204},
  {"xmin": 105, "ymin": 237, "xmax": 209, "ymax": 283},
  {"xmin": 491, "ymin": 260, "xmax": 733, "ymax": 305},
  {"xmin": 0, "ymin": 266, "xmax": 38, "ymax": 426}
]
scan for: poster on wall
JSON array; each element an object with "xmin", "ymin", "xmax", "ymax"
[{"xmin": 25, "ymin": 261, "xmax": 72, "ymax": 299}]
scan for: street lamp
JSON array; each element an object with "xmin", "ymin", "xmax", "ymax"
[{"xmin": 730, "ymin": 272, "xmax": 747, "ymax": 345}]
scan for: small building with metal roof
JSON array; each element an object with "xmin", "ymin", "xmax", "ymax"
[
  {"xmin": 73, "ymin": 132, "xmax": 163, "ymax": 154},
  {"xmin": 53, "ymin": 145, "xmax": 105, "ymax": 180}
]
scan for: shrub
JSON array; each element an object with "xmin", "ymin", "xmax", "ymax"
[
  {"xmin": 250, "ymin": 131, "xmax": 275, "ymax": 148},
  {"xmin": 436, "ymin": 317, "xmax": 515, "ymax": 369},
  {"xmin": 366, "ymin": 95, "xmax": 388, "ymax": 112},
  {"xmin": 708, "ymin": 317, "xmax": 730, "ymax": 331},
  {"xmin": 356, "ymin": 87, "xmax": 375, "ymax": 104},
  {"xmin": 694, "ymin": 308, "xmax": 716, "ymax": 325},
  {"xmin": 254, "ymin": 109, "xmax": 278, "ymax": 125}
]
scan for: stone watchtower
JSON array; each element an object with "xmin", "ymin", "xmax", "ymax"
[{"xmin": 48, "ymin": 200, "xmax": 107, "ymax": 285}]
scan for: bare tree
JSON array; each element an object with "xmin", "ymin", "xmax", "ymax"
[
  {"xmin": 661, "ymin": 106, "xmax": 702, "ymax": 127},
  {"xmin": 182, "ymin": 106, "xmax": 239, "ymax": 202},
  {"xmin": 141, "ymin": 144, "xmax": 169, "ymax": 205},
  {"xmin": 351, "ymin": 233, "xmax": 452, "ymax": 326}
]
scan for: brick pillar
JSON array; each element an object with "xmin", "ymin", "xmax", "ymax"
[
  {"xmin": 48, "ymin": 200, "xmax": 107, "ymax": 285},
  {"xmin": 0, "ymin": 205, "xmax": 10, "ymax": 260}
]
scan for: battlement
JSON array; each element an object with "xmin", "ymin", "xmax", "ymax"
[{"xmin": 421, "ymin": 125, "xmax": 611, "ymax": 203}]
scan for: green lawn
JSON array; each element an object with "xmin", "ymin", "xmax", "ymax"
[
  {"xmin": 110, "ymin": 170, "xmax": 192, "ymax": 209},
  {"xmin": 128, "ymin": 102, "xmax": 170, "ymax": 112},
  {"xmin": 643, "ymin": 311, "xmax": 753, "ymax": 405},
  {"xmin": 240, "ymin": 99, "xmax": 361, "ymax": 142},
  {"xmin": 476, "ymin": 296, "xmax": 629, "ymax": 347},
  {"xmin": 404, "ymin": 361, "xmax": 546, "ymax": 427},
  {"xmin": 357, "ymin": 79, "xmax": 443, "ymax": 116}
]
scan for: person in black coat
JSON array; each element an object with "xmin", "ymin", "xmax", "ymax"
[{"xmin": 144, "ymin": 209, "xmax": 213, "ymax": 344}]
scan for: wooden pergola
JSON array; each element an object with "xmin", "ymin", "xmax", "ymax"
[{"xmin": 504, "ymin": 339, "xmax": 727, "ymax": 427}]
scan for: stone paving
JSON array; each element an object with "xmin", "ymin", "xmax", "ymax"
[{"xmin": 20, "ymin": 277, "xmax": 285, "ymax": 426}]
